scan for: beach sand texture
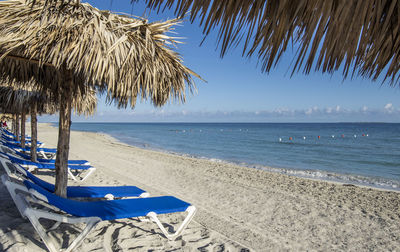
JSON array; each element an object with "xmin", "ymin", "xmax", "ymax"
[{"xmin": 0, "ymin": 123, "xmax": 399, "ymax": 251}]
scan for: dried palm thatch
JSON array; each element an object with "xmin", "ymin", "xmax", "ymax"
[
  {"xmin": 142, "ymin": 0, "xmax": 400, "ymax": 85},
  {"xmin": 0, "ymin": 82, "xmax": 55, "ymax": 160},
  {"xmin": 0, "ymin": 82, "xmax": 97, "ymax": 116},
  {"xmin": 0, "ymin": 84, "xmax": 55, "ymax": 115},
  {"xmin": 0, "ymin": 0, "xmax": 199, "ymax": 107},
  {"xmin": 0, "ymin": 0, "xmax": 200, "ymax": 197},
  {"xmin": 0, "ymin": 80, "xmax": 97, "ymax": 160}
]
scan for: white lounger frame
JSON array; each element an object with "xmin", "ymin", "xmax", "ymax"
[
  {"xmin": 0, "ymin": 158, "xmax": 148, "ymax": 200},
  {"xmin": 16, "ymin": 163, "xmax": 95, "ymax": 182},
  {"xmin": 0, "ymin": 150, "xmax": 94, "ymax": 182},
  {"xmin": 1, "ymin": 175, "xmax": 196, "ymax": 252},
  {"xmin": 0, "ymin": 144, "xmax": 55, "ymax": 160}
]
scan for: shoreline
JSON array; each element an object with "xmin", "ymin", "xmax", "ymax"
[
  {"xmin": 60, "ymin": 122, "xmax": 400, "ymax": 193},
  {"xmin": 88, "ymin": 131, "xmax": 400, "ymax": 193},
  {"xmin": 1, "ymin": 123, "xmax": 399, "ymax": 251}
]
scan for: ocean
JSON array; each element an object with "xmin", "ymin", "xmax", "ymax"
[{"xmin": 67, "ymin": 122, "xmax": 400, "ymax": 191}]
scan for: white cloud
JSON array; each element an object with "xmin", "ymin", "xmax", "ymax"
[
  {"xmin": 274, "ymin": 107, "xmax": 292, "ymax": 115},
  {"xmin": 326, "ymin": 107, "xmax": 333, "ymax": 114},
  {"xmin": 361, "ymin": 106, "xmax": 368, "ymax": 112},
  {"xmin": 305, "ymin": 106, "xmax": 319, "ymax": 115},
  {"xmin": 45, "ymin": 104, "xmax": 400, "ymax": 123},
  {"xmin": 384, "ymin": 103, "xmax": 394, "ymax": 113}
]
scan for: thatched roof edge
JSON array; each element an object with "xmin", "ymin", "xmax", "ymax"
[{"xmin": 141, "ymin": 0, "xmax": 400, "ymax": 85}]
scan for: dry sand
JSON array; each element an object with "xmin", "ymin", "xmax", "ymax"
[{"xmin": 0, "ymin": 123, "xmax": 399, "ymax": 251}]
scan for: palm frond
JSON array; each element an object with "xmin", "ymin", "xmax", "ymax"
[{"xmin": 141, "ymin": 0, "xmax": 400, "ymax": 85}]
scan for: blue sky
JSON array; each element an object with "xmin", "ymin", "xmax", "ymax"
[{"xmin": 40, "ymin": 0, "xmax": 400, "ymax": 123}]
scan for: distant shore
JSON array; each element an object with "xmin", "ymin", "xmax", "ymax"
[{"xmin": 0, "ymin": 122, "xmax": 399, "ymax": 251}]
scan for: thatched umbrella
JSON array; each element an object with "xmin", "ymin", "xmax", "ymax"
[
  {"xmin": 0, "ymin": 84, "xmax": 52, "ymax": 159},
  {"xmin": 0, "ymin": 0, "xmax": 199, "ymax": 196},
  {"xmin": 142, "ymin": 0, "xmax": 400, "ymax": 85},
  {"xmin": 0, "ymin": 81, "xmax": 97, "ymax": 162}
]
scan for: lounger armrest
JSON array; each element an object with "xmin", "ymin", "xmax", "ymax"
[{"xmin": 28, "ymin": 188, "xmax": 49, "ymax": 202}]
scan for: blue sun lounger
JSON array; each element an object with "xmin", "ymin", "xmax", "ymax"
[
  {"xmin": 2, "ymin": 153, "xmax": 96, "ymax": 182},
  {"xmin": 1, "ymin": 128, "xmax": 19, "ymax": 136},
  {"xmin": 1, "ymin": 134, "xmax": 39, "ymax": 143},
  {"xmin": 1, "ymin": 141, "xmax": 56, "ymax": 159},
  {"xmin": 10, "ymin": 149, "xmax": 89, "ymax": 165},
  {"xmin": 0, "ymin": 158, "xmax": 149, "ymax": 200},
  {"xmin": 1, "ymin": 135, "xmax": 44, "ymax": 147},
  {"xmin": 2, "ymin": 177, "xmax": 196, "ymax": 252},
  {"xmin": 1, "ymin": 129, "xmax": 32, "ymax": 140},
  {"xmin": 1, "ymin": 141, "xmax": 56, "ymax": 154}
]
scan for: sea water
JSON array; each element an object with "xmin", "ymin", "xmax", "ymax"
[{"xmin": 67, "ymin": 122, "xmax": 400, "ymax": 191}]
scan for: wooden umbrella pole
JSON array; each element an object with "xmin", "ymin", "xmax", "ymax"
[
  {"xmin": 30, "ymin": 103, "xmax": 37, "ymax": 162},
  {"xmin": 55, "ymin": 70, "xmax": 73, "ymax": 197},
  {"xmin": 21, "ymin": 111, "xmax": 26, "ymax": 149},
  {"xmin": 15, "ymin": 113, "xmax": 20, "ymax": 142},
  {"xmin": 13, "ymin": 114, "xmax": 17, "ymax": 135},
  {"xmin": 11, "ymin": 114, "xmax": 14, "ymax": 133}
]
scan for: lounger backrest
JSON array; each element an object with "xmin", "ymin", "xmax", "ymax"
[
  {"xmin": 24, "ymin": 180, "xmax": 86, "ymax": 214},
  {"xmin": 25, "ymin": 170, "xmax": 55, "ymax": 192},
  {"xmin": 0, "ymin": 157, "xmax": 48, "ymax": 186},
  {"xmin": 4, "ymin": 160, "xmax": 27, "ymax": 177}
]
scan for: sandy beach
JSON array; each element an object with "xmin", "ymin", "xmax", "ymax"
[{"xmin": 0, "ymin": 123, "xmax": 400, "ymax": 251}]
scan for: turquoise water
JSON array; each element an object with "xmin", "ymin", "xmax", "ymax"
[{"xmin": 67, "ymin": 122, "xmax": 400, "ymax": 190}]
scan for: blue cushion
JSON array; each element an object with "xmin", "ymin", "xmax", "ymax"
[
  {"xmin": 25, "ymin": 171, "xmax": 146, "ymax": 198},
  {"xmin": 24, "ymin": 180, "xmax": 191, "ymax": 220},
  {"xmin": 14, "ymin": 151, "xmax": 88, "ymax": 165},
  {"xmin": 1, "ymin": 135, "xmax": 42, "ymax": 145},
  {"xmin": 6, "ymin": 154, "xmax": 92, "ymax": 170},
  {"xmin": 2, "ymin": 142, "xmax": 54, "ymax": 153}
]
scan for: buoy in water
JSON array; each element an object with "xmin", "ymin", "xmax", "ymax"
[
  {"xmin": 279, "ymin": 138, "xmax": 282, "ymax": 142},
  {"xmin": 303, "ymin": 136, "xmax": 306, "ymax": 140},
  {"xmin": 289, "ymin": 137, "xmax": 293, "ymax": 141},
  {"xmin": 362, "ymin": 133, "xmax": 365, "ymax": 137},
  {"xmin": 341, "ymin": 134, "xmax": 344, "ymax": 138},
  {"xmin": 332, "ymin": 135, "xmax": 335, "ymax": 138},
  {"xmin": 354, "ymin": 134, "xmax": 357, "ymax": 138},
  {"xmin": 318, "ymin": 135, "xmax": 321, "ymax": 139}
]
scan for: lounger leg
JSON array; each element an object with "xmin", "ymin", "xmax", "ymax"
[
  {"xmin": 25, "ymin": 165, "xmax": 37, "ymax": 173},
  {"xmin": 67, "ymin": 169, "xmax": 78, "ymax": 181},
  {"xmin": 147, "ymin": 206, "xmax": 196, "ymax": 240},
  {"xmin": 22, "ymin": 201, "xmax": 101, "ymax": 252},
  {"xmin": 68, "ymin": 168, "xmax": 95, "ymax": 182},
  {"xmin": 49, "ymin": 221, "xmax": 61, "ymax": 230},
  {"xmin": 24, "ymin": 208, "xmax": 59, "ymax": 252},
  {"xmin": 1, "ymin": 175, "xmax": 29, "ymax": 218},
  {"xmin": 39, "ymin": 151, "xmax": 45, "ymax": 158},
  {"xmin": 39, "ymin": 152, "xmax": 49, "ymax": 160},
  {"xmin": 80, "ymin": 168, "xmax": 96, "ymax": 182},
  {"xmin": 64, "ymin": 219, "xmax": 100, "ymax": 252}
]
